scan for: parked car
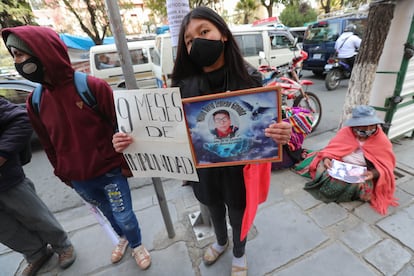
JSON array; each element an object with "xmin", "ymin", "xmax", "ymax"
[
  {"xmin": 288, "ymin": 26, "xmax": 308, "ymax": 48},
  {"xmin": 302, "ymin": 13, "xmax": 367, "ymax": 75},
  {"xmin": 89, "ymin": 39, "xmax": 159, "ymax": 89},
  {"xmin": 0, "ymin": 79, "xmax": 39, "ymax": 142},
  {"xmin": 0, "ymin": 79, "xmax": 38, "ymax": 106},
  {"xmin": 153, "ymin": 25, "xmax": 300, "ymax": 88}
]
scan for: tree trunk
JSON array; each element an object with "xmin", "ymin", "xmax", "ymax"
[
  {"xmin": 339, "ymin": 0, "xmax": 396, "ymax": 127},
  {"xmin": 260, "ymin": 0, "xmax": 274, "ymax": 18},
  {"xmin": 267, "ymin": 5, "xmax": 272, "ymax": 18}
]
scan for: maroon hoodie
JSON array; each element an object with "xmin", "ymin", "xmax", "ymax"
[{"xmin": 2, "ymin": 26, "xmax": 124, "ymax": 182}]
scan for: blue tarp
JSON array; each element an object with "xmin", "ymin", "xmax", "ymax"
[{"xmin": 59, "ymin": 34, "xmax": 115, "ymax": 50}]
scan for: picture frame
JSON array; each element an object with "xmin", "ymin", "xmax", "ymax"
[{"xmin": 182, "ymin": 86, "xmax": 282, "ymax": 168}]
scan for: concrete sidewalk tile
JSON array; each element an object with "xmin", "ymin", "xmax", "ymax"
[
  {"xmin": 398, "ymin": 263, "xmax": 414, "ymax": 276},
  {"xmin": 398, "ymin": 179, "xmax": 414, "ymax": 196},
  {"xmin": 364, "ymin": 239, "xmax": 411, "ymax": 276},
  {"xmin": 248, "ymin": 201, "xmax": 328, "ymax": 275},
  {"xmin": 308, "ymin": 203, "xmax": 348, "ymax": 228},
  {"xmin": 273, "ymin": 243, "xmax": 377, "ymax": 276},
  {"xmin": 62, "ymin": 224, "xmax": 115, "ymax": 275},
  {"xmin": 353, "ymin": 203, "xmax": 384, "ymax": 224},
  {"xmin": 0, "ymin": 251, "xmax": 22, "ymax": 276},
  {"xmin": 291, "ymin": 189, "xmax": 321, "ymax": 210},
  {"xmin": 199, "ymin": 250, "xmax": 232, "ymax": 276},
  {"xmin": 0, "ymin": 243, "xmax": 12, "ymax": 255},
  {"xmin": 339, "ymin": 222, "xmax": 381, "ymax": 253},
  {"xmin": 377, "ymin": 205, "xmax": 414, "ymax": 251},
  {"xmin": 135, "ymin": 202, "xmax": 178, "ymax": 251}
]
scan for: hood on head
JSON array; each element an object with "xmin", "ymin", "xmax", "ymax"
[{"xmin": 1, "ymin": 26, "xmax": 74, "ymax": 86}]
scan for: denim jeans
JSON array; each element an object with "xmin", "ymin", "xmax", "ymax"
[{"xmin": 71, "ymin": 168, "xmax": 142, "ymax": 248}]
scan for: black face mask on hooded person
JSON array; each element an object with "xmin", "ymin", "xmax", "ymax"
[
  {"xmin": 189, "ymin": 38, "xmax": 224, "ymax": 68},
  {"xmin": 15, "ymin": 56, "xmax": 44, "ymax": 83}
]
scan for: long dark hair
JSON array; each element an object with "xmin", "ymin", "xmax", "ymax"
[{"xmin": 171, "ymin": 6, "xmax": 253, "ymax": 86}]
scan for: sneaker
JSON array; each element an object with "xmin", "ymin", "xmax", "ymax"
[
  {"xmin": 132, "ymin": 245, "xmax": 151, "ymax": 270},
  {"xmin": 21, "ymin": 248, "xmax": 54, "ymax": 276},
  {"xmin": 58, "ymin": 245, "xmax": 76, "ymax": 269},
  {"xmin": 111, "ymin": 237, "xmax": 129, "ymax": 263}
]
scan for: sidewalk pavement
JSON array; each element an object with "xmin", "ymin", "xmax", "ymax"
[{"xmin": 2, "ymin": 130, "xmax": 414, "ymax": 276}]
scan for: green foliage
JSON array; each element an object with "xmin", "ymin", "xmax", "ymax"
[
  {"xmin": 0, "ymin": 0, "xmax": 36, "ymax": 27},
  {"xmin": 0, "ymin": 42, "xmax": 13, "ymax": 68},
  {"xmin": 144, "ymin": 0, "xmax": 167, "ymax": 18},
  {"xmin": 235, "ymin": 0, "xmax": 258, "ymax": 24},
  {"xmin": 279, "ymin": 3, "xmax": 318, "ymax": 27}
]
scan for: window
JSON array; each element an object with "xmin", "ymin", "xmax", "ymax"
[
  {"xmin": 271, "ymin": 35, "xmax": 292, "ymax": 49},
  {"xmin": 0, "ymin": 89, "xmax": 28, "ymax": 105},
  {"xmin": 95, "ymin": 48, "xmax": 149, "ymax": 70},
  {"xmin": 234, "ymin": 34, "xmax": 263, "ymax": 57},
  {"xmin": 131, "ymin": 48, "xmax": 149, "ymax": 65},
  {"xmin": 305, "ymin": 21, "xmax": 341, "ymax": 42},
  {"xmin": 150, "ymin": 47, "xmax": 160, "ymax": 66}
]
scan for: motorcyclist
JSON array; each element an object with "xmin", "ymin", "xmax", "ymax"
[{"xmin": 334, "ymin": 24, "xmax": 361, "ymax": 70}]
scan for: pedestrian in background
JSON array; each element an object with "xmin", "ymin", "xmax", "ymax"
[
  {"xmin": 1, "ymin": 26, "xmax": 151, "ymax": 270},
  {"xmin": 334, "ymin": 24, "xmax": 361, "ymax": 70},
  {"xmin": 0, "ymin": 97, "xmax": 76, "ymax": 276}
]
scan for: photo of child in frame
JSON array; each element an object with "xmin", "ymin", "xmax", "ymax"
[
  {"xmin": 210, "ymin": 109, "xmax": 239, "ymax": 139},
  {"xmin": 182, "ymin": 87, "xmax": 282, "ymax": 167}
]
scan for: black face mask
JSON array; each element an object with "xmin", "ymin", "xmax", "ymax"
[
  {"xmin": 354, "ymin": 128, "xmax": 377, "ymax": 137},
  {"xmin": 15, "ymin": 57, "xmax": 44, "ymax": 83},
  {"xmin": 189, "ymin": 38, "xmax": 224, "ymax": 68}
]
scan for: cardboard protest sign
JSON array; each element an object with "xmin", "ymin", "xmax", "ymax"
[{"xmin": 114, "ymin": 88, "xmax": 198, "ymax": 181}]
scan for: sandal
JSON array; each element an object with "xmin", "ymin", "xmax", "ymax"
[
  {"xmin": 111, "ymin": 237, "xmax": 129, "ymax": 264},
  {"xmin": 231, "ymin": 255, "xmax": 248, "ymax": 276},
  {"xmin": 132, "ymin": 245, "xmax": 151, "ymax": 270},
  {"xmin": 203, "ymin": 241, "xmax": 229, "ymax": 265}
]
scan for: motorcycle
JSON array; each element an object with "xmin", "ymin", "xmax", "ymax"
[
  {"xmin": 324, "ymin": 56, "xmax": 352, "ymax": 91},
  {"xmin": 258, "ymin": 47, "xmax": 322, "ymax": 132}
]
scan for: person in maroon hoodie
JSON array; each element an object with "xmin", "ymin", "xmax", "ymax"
[{"xmin": 1, "ymin": 26, "xmax": 151, "ymax": 270}]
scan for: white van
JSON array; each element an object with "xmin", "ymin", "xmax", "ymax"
[
  {"xmin": 153, "ymin": 25, "xmax": 299, "ymax": 88},
  {"xmin": 89, "ymin": 40, "xmax": 158, "ymax": 89}
]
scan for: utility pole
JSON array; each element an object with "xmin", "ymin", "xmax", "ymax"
[{"xmin": 104, "ymin": 0, "xmax": 175, "ymax": 238}]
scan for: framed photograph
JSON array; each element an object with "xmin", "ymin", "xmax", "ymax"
[{"xmin": 182, "ymin": 86, "xmax": 282, "ymax": 168}]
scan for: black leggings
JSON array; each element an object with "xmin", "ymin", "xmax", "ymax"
[{"xmin": 208, "ymin": 202, "xmax": 246, "ymax": 258}]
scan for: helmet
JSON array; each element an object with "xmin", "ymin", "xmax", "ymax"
[{"xmin": 344, "ymin": 24, "xmax": 357, "ymax": 33}]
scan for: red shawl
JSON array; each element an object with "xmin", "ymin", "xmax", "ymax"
[
  {"xmin": 240, "ymin": 162, "xmax": 271, "ymax": 241},
  {"xmin": 309, "ymin": 127, "xmax": 398, "ymax": 215}
]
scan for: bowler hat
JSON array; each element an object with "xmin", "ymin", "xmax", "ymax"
[{"xmin": 344, "ymin": 105, "xmax": 384, "ymax": 127}]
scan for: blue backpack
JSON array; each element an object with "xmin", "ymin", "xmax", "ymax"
[{"xmin": 31, "ymin": 71, "xmax": 98, "ymax": 115}]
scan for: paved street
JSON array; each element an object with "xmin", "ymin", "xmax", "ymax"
[{"xmin": 1, "ymin": 129, "xmax": 414, "ymax": 276}]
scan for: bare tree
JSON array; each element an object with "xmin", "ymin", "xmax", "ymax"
[
  {"xmin": 340, "ymin": 0, "xmax": 396, "ymax": 125},
  {"xmin": 46, "ymin": 0, "xmax": 133, "ymax": 45},
  {"xmin": 320, "ymin": 0, "xmax": 332, "ymax": 14},
  {"xmin": 260, "ymin": 0, "xmax": 276, "ymax": 18}
]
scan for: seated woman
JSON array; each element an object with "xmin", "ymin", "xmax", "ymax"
[
  {"xmin": 299, "ymin": 105, "xmax": 398, "ymax": 215},
  {"xmin": 272, "ymin": 106, "xmax": 313, "ymax": 170}
]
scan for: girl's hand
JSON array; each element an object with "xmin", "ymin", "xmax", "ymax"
[
  {"xmin": 112, "ymin": 132, "xmax": 133, "ymax": 153},
  {"xmin": 323, "ymin": 158, "xmax": 332, "ymax": 169},
  {"xmin": 363, "ymin": 170, "xmax": 375, "ymax": 181},
  {"xmin": 265, "ymin": 121, "xmax": 292, "ymax": 145}
]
